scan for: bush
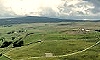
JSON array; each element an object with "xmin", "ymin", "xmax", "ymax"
[
  {"xmin": 12, "ymin": 37, "xmax": 16, "ymax": 40},
  {"xmin": 13, "ymin": 40, "xmax": 24, "ymax": 47},
  {"xmin": 26, "ymin": 33, "xmax": 34, "ymax": 36},
  {"xmin": 0, "ymin": 37, "xmax": 5, "ymax": 42},
  {"xmin": 0, "ymin": 41, "xmax": 12, "ymax": 48},
  {"xmin": 7, "ymin": 30, "xmax": 15, "ymax": 34}
]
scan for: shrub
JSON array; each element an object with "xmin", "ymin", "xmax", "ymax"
[
  {"xmin": 7, "ymin": 30, "xmax": 15, "ymax": 34},
  {"xmin": 0, "ymin": 41, "xmax": 12, "ymax": 48},
  {"xmin": 0, "ymin": 37, "xmax": 5, "ymax": 42},
  {"xmin": 13, "ymin": 40, "xmax": 24, "ymax": 47},
  {"xmin": 12, "ymin": 37, "xmax": 16, "ymax": 40}
]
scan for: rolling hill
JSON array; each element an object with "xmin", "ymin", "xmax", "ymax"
[{"xmin": 0, "ymin": 16, "xmax": 86, "ymax": 25}]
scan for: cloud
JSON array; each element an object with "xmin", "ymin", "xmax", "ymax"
[
  {"xmin": 0, "ymin": 0, "xmax": 100, "ymax": 19},
  {"xmin": 0, "ymin": 0, "xmax": 62, "ymax": 16},
  {"xmin": 39, "ymin": 7, "xmax": 59, "ymax": 17},
  {"xmin": 0, "ymin": 0, "xmax": 16, "ymax": 17}
]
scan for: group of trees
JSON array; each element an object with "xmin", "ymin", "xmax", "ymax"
[
  {"xmin": 1, "ymin": 29, "xmax": 27, "ymax": 48},
  {"xmin": 0, "ymin": 29, "xmax": 35, "ymax": 48},
  {"xmin": 0, "ymin": 41, "xmax": 12, "ymax": 48},
  {"xmin": 0, "ymin": 37, "xmax": 24, "ymax": 48}
]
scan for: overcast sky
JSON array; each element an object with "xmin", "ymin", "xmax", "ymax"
[{"xmin": 0, "ymin": 0, "xmax": 100, "ymax": 19}]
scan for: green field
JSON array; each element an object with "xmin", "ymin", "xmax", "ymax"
[{"xmin": 0, "ymin": 22, "xmax": 100, "ymax": 60}]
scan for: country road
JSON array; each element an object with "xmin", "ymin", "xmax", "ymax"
[
  {"xmin": 27, "ymin": 40, "xmax": 100, "ymax": 59},
  {"xmin": 4, "ymin": 40, "xmax": 100, "ymax": 60},
  {"xmin": 56, "ymin": 40, "xmax": 100, "ymax": 57}
]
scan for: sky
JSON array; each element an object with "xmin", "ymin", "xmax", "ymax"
[{"xmin": 0, "ymin": 0, "xmax": 100, "ymax": 19}]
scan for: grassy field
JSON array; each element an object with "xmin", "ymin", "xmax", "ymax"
[{"xmin": 0, "ymin": 22, "xmax": 100, "ymax": 60}]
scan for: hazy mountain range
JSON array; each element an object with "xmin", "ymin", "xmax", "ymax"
[{"xmin": 0, "ymin": 16, "xmax": 99, "ymax": 25}]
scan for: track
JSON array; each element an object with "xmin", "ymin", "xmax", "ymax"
[
  {"xmin": 27, "ymin": 40, "xmax": 100, "ymax": 59},
  {"xmin": 3, "ymin": 40, "xmax": 100, "ymax": 60}
]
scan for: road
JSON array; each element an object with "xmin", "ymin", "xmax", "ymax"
[
  {"xmin": 4, "ymin": 40, "xmax": 100, "ymax": 60},
  {"xmin": 27, "ymin": 40, "xmax": 100, "ymax": 59}
]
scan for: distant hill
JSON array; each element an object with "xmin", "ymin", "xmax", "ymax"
[{"xmin": 0, "ymin": 16, "xmax": 98, "ymax": 25}]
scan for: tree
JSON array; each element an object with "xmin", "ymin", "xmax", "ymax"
[
  {"xmin": 0, "ymin": 41, "xmax": 12, "ymax": 48},
  {"xmin": 13, "ymin": 40, "xmax": 24, "ymax": 47}
]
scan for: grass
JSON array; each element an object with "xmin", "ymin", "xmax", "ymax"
[
  {"xmin": 5, "ymin": 40, "xmax": 94, "ymax": 60},
  {"xmin": 0, "ymin": 55, "xmax": 10, "ymax": 60},
  {"xmin": 0, "ymin": 22, "xmax": 100, "ymax": 60}
]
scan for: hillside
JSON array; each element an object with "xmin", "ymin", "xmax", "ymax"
[{"xmin": 0, "ymin": 16, "xmax": 86, "ymax": 25}]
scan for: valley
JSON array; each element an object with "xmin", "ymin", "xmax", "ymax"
[{"xmin": 0, "ymin": 22, "xmax": 100, "ymax": 60}]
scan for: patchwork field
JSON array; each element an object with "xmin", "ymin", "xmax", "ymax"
[{"xmin": 0, "ymin": 22, "xmax": 100, "ymax": 60}]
